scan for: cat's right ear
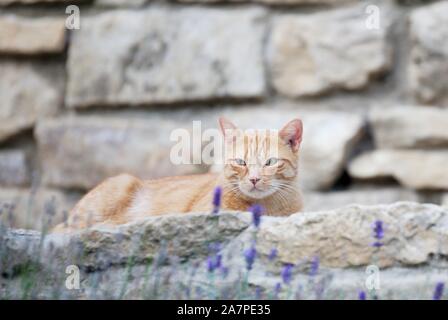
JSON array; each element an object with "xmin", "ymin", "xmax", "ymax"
[
  {"xmin": 218, "ymin": 117, "xmax": 237, "ymax": 137},
  {"xmin": 279, "ymin": 118, "xmax": 303, "ymax": 152}
]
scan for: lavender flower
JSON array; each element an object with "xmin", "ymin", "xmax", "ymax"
[
  {"xmin": 281, "ymin": 263, "xmax": 294, "ymax": 284},
  {"xmin": 372, "ymin": 242, "xmax": 383, "ymax": 248},
  {"xmin": 372, "ymin": 220, "xmax": 384, "ymax": 248},
  {"xmin": 206, "ymin": 253, "xmax": 222, "ymax": 273},
  {"xmin": 310, "ymin": 256, "xmax": 320, "ymax": 276},
  {"xmin": 433, "ymin": 282, "xmax": 445, "ymax": 300},
  {"xmin": 274, "ymin": 282, "xmax": 282, "ymax": 299},
  {"xmin": 268, "ymin": 248, "xmax": 278, "ymax": 261},
  {"xmin": 255, "ymin": 286, "xmax": 262, "ymax": 299},
  {"xmin": 212, "ymin": 186, "xmax": 222, "ymax": 214},
  {"xmin": 244, "ymin": 245, "xmax": 257, "ymax": 271},
  {"xmin": 206, "ymin": 256, "xmax": 216, "ymax": 273},
  {"xmin": 249, "ymin": 204, "xmax": 263, "ymax": 228},
  {"xmin": 220, "ymin": 265, "xmax": 229, "ymax": 278},
  {"xmin": 374, "ymin": 220, "xmax": 384, "ymax": 239},
  {"xmin": 358, "ymin": 291, "xmax": 366, "ymax": 300},
  {"xmin": 215, "ymin": 254, "xmax": 222, "ymax": 269},
  {"xmin": 208, "ymin": 242, "xmax": 221, "ymax": 253},
  {"xmin": 196, "ymin": 287, "xmax": 203, "ymax": 299}
]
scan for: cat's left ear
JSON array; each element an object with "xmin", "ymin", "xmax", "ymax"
[{"xmin": 279, "ymin": 119, "xmax": 303, "ymax": 152}]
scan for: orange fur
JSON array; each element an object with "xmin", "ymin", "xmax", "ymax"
[{"xmin": 52, "ymin": 118, "xmax": 304, "ymax": 232}]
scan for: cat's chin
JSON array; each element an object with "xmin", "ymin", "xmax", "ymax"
[{"xmin": 239, "ymin": 187, "xmax": 275, "ymax": 200}]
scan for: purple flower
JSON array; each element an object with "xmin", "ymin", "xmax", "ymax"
[
  {"xmin": 220, "ymin": 265, "xmax": 229, "ymax": 278},
  {"xmin": 373, "ymin": 220, "xmax": 384, "ymax": 239},
  {"xmin": 206, "ymin": 256, "xmax": 216, "ymax": 273},
  {"xmin": 281, "ymin": 263, "xmax": 294, "ymax": 284},
  {"xmin": 274, "ymin": 282, "xmax": 282, "ymax": 299},
  {"xmin": 215, "ymin": 254, "xmax": 222, "ymax": 269},
  {"xmin": 255, "ymin": 286, "xmax": 262, "ymax": 299},
  {"xmin": 206, "ymin": 253, "xmax": 222, "ymax": 273},
  {"xmin": 433, "ymin": 282, "xmax": 445, "ymax": 300},
  {"xmin": 244, "ymin": 245, "xmax": 257, "ymax": 271},
  {"xmin": 208, "ymin": 242, "xmax": 221, "ymax": 253},
  {"xmin": 185, "ymin": 287, "xmax": 191, "ymax": 298},
  {"xmin": 372, "ymin": 241, "xmax": 383, "ymax": 248},
  {"xmin": 310, "ymin": 256, "xmax": 319, "ymax": 276},
  {"xmin": 268, "ymin": 248, "xmax": 278, "ymax": 261},
  {"xmin": 358, "ymin": 291, "xmax": 366, "ymax": 300},
  {"xmin": 372, "ymin": 220, "xmax": 384, "ymax": 247},
  {"xmin": 249, "ymin": 204, "xmax": 263, "ymax": 228},
  {"xmin": 196, "ymin": 287, "xmax": 203, "ymax": 299},
  {"xmin": 212, "ymin": 186, "xmax": 222, "ymax": 214}
]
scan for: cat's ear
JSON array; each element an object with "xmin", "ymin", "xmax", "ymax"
[
  {"xmin": 218, "ymin": 117, "xmax": 237, "ymax": 136},
  {"xmin": 279, "ymin": 119, "xmax": 303, "ymax": 152}
]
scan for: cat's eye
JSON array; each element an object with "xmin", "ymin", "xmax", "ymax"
[
  {"xmin": 234, "ymin": 158, "xmax": 246, "ymax": 166},
  {"xmin": 265, "ymin": 157, "xmax": 279, "ymax": 166}
]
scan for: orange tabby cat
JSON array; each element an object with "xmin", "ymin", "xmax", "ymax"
[{"xmin": 52, "ymin": 117, "xmax": 303, "ymax": 232}]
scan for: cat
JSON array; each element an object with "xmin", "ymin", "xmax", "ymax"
[{"xmin": 52, "ymin": 117, "xmax": 304, "ymax": 232}]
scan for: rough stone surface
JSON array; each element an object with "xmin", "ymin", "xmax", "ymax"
[
  {"xmin": 244, "ymin": 202, "xmax": 448, "ymax": 268},
  {"xmin": 1, "ymin": 203, "xmax": 448, "ymax": 299},
  {"xmin": 59, "ymin": 202, "xmax": 444, "ymax": 269},
  {"xmin": 96, "ymin": 0, "xmax": 146, "ymax": 6},
  {"xmin": 268, "ymin": 4, "xmax": 394, "ymax": 97},
  {"xmin": 0, "ymin": 188, "xmax": 78, "ymax": 230},
  {"xmin": 348, "ymin": 150, "xmax": 448, "ymax": 190},
  {"xmin": 0, "ymin": 62, "xmax": 63, "ymax": 143},
  {"xmin": 0, "ymin": 15, "xmax": 66, "ymax": 54},
  {"xmin": 370, "ymin": 106, "xmax": 448, "ymax": 149},
  {"xmin": 297, "ymin": 111, "xmax": 364, "ymax": 190},
  {"xmin": 66, "ymin": 7, "xmax": 266, "ymax": 108},
  {"xmin": 248, "ymin": 266, "xmax": 448, "ymax": 300},
  {"xmin": 258, "ymin": 0, "xmax": 352, "ymax": 3},
  {"xmin": 0, "ymin": 0, "xmax": 72, "ymax": 4},
  {"xmin": 6, "ymin": 202, "xmax": 448, "ymax": 269},
  {"xmin": 442, "ymin": 194, "xmax": 448, "ymax": 208},
  {"xmin": 0, "ymin": 150, "xmax": 29, "ymax": 187},
  {"xmin": 409, "ymin": 1, "xmax": 448, "ymax": 106},
  {"xmin": 0, "ymin": 212, "xmax": 251, "ymax": 273},
  {"xmin": 178, "ymin": 0, "xmax": 353, "ymax": 4},
  {"xmin": 60, "ymin": 212, "xmax": 251, "ymax": 270},
  {"xmin": 96, "ymin": 0, "xmax": 355, "ymax": 7},
  {"xmin": 304, "ymin": 188, "xmax": 419, "ymax": 212},
  {"xmin": 35, "ymin": 115, "xmax": 210, "ymax": 190}
]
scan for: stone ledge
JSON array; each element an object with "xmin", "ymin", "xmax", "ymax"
[
  {"xmin": 2, "ymin": 202, "xmax": 447, "ymax": 270},
  {"xmin": 1, "ymin": 202, "xmax": 447, "ymax": 299}
]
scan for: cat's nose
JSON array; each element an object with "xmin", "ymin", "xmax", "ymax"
[{"xmin": 250, "ymin": 177, "xmax": 260, "ymax": 186}]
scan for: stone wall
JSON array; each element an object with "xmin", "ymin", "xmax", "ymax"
[
  {"xmin": 2, "ymin": 203, "xmax": 448, "ymax": 299},
  {"xmin": 1, "ymin": 0, "xmax": 448, "ymax": 229}
]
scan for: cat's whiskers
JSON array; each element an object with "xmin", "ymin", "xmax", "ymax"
[
  {"xmin": 273, "ymin": 182, "xmax": 298, "ymax": 193},
  {"xmin": 270, "ymin": 181, "xmax": 300, "ymax": 207},
  {"xmin": 221, "ymin": 181, "xmax": 242, "ymax": 198}
]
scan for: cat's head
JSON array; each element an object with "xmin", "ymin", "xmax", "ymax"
[{"xmin": 219, "ymin": 117, "xmax": 303, "ymax": 200}]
